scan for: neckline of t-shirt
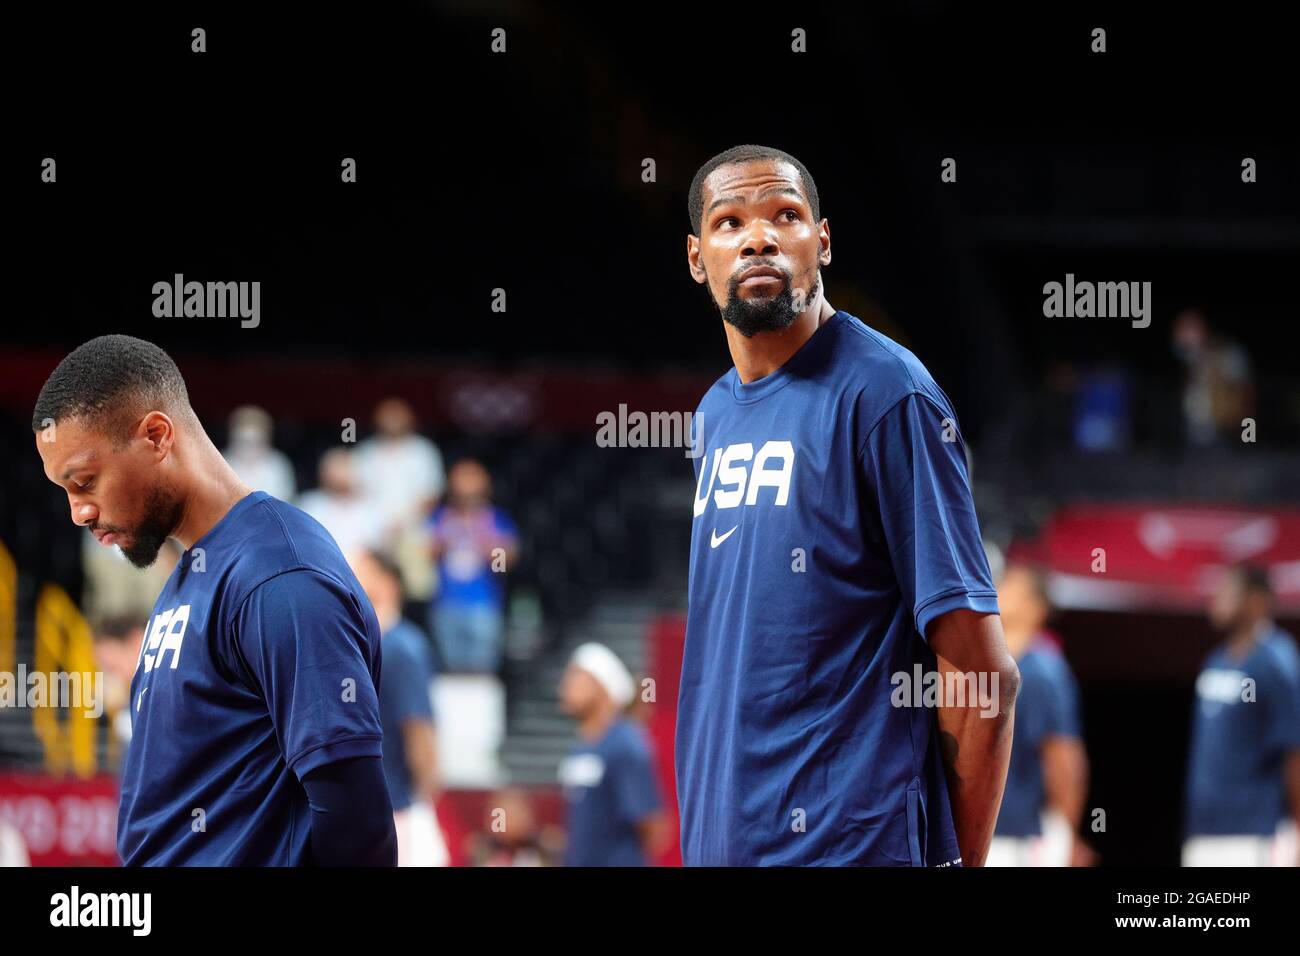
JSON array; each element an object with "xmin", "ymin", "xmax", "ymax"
[
  {"xmin": 185, "ymin": 489, "xmax": 268, "ymax": 557},
  {"xmin": 729, "ymin": 311, "xmax": 849, "ymax": 404}
]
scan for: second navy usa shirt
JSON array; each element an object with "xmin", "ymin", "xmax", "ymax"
[
  {"xmin": 1184, "ymin": 625, "xmax": 1300, "ymax": 837},
  {"xmin": 677, "ymin": 310, "xmax": 999, "ymax": 866},
  {"xmin": 118, "ymin": 491, "xmax": 385, "ymax": 865}
]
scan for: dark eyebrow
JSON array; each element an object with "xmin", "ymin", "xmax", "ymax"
[
  {"xmin": 60, "ymin": 457, "xmax": 96, "ymax": 482},
  {"xmin": 705, "ymin": 186, "xmax": 806, "ymax": 219}
]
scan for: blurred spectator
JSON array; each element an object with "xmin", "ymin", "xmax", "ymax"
[
  {"xmin": 355, "ymin": 397, "xmax": 446, "ymax": 537},
  {"xmin": 298, "ymin": 447, "xmax": 383, "ymax": 557},
  {"xmin": 0, "ymin": 819, "xmax": 29, "ymax": 867},
  {"xmin": 222, "ymin": 405, "xmax": 296, "ymax": 500},
  {"xmin": 427, "ymin": 459, "xmax": 518, "ymax": 674},
  {"xmin": 557, "ymin": 643, "xmax": 666, "ymax": 866},
  {"xmin": 349, "ymin": 548, "xmax": 448, "ymax": 867},
  {"xmin": 467, "ymin": 788, "xmax": 563, "ymax": 866},
  {"xmin": 1171, "ymin": 309, "xmax": 1255, "ymax": 446},
  {"xmin": 92, "ymin": 614, "xmax": 146, "ymax": 755},
  {"xmin": 988, "ymin": 564, "xmax": 1092, "ymax": 867},
  {"xmin": 81, "ymin": 535, "xmax": 178, "ymax": 624},
  {"xmin": 355, "ymin": 398, "xmax": 446, "ymax": 602},
  {"xmin": 1183, "ymin": 564, "xmax": 1300, "ymax": 866},
  {"xmin": 1072, "ymin": 364, "xmax": 1133, "ymax": 452}
]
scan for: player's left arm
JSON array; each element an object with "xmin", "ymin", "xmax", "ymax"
[
  {"xmin": 234, "ymin": 568, "xmax": 397, "ymax": 866},
  {"xmin": 929, "ymin": 610, "xmax": 1020, "ymax": 868},
  {"xmin": 302, "ymin": 756, "xmax": 398, "ymax": 866},
  {"xmin": 860, "ymin": 390, "xmax": 1017, "ymax": 866}
]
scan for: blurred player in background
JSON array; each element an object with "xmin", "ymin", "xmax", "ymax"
[
  {"xmin": 32, "ymin": 335, "xmax": 395, "ymax": 865},
  {"xmin": 350, "ymin": 547, "xmax": 449, "ymax": 866},
  {"xmin": 679, "ymin": 144, "xmax": 1019, "ymax": 866},
  {"xmin": 92, "ymin": 614, "xmax": 147, "ymax": 752},
  {"xmin": 557, "ymin": 643, "xmax": 666, "ymax": 865},
  {"xmin": 1183, "ymin": 564, "xmax": 1300, "ymax": 866},
  {"xmin": 988, "ymin": 564, "xmax": 1092, "ymax": 866}
]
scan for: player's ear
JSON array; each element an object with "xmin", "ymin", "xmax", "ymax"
[
  {"xmin": 819, "ymin": 219, "xmax": 832, "ymax": 266},
  {"xmin": 686, "ymin": 234, "xmax": 707, "ymax": 284},
  {"xmin": 139, "ymin": 411, "xmax": 176, "ymax": 457}
]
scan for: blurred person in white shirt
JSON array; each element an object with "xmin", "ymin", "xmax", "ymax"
[
  {"xmin": 298, "ymin": 447, "xmax": 384, "ymax": 558},
  {"xmin": 222, "ymin": 405, "xmax": 297, "ymax": 500},
  {"xmin": 354, "ymin": 398, "xmax": 446, "ymax": 540},
  {"xmin": 355, "ymin": 398, "xmax": 446, "ymax": 601}
]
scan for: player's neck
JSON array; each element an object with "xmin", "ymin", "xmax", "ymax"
[
  {"xmin": 578, "ymin": 703, "xmax": 620, "ymax": 742},
  {"xmin": 727, "ymin": 298, "xmax": 836, "ymax": 385},
  {"xmin": 1226, "ymin": 618, "xmax": 1268, "ymax": 657},
  {"xmin": 172, "ymin": 444, "xmax": 255, "ymax": 551},
  {"xmin": 374, "ymin": 604, "xmax": 401, "ymax": 633},
  {"xmin": 1003, "ymin": 627, "xmax": 1035, "ymax": 659}
]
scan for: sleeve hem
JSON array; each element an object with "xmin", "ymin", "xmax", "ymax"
[
  {"xmin": 915, "ymin": 588, "xmax": 1000, "ymax": 642},
  {"xmin": 289, "ymin": 734, "xmax": 384, "ymax": 778}
]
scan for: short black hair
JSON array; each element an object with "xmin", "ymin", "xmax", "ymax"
[
  {"xmin": 688, "ymin": 144, "xmax": 821, "ymax": 236},
  {"xmin": 1230, "ymin": 563, "xmax": 1273, "ymax": 599},
  {"xmin": 1004, "ymin": 562, "xmax": 1053, "ymax": 616},
  {"xmin": 94, "ymin": 614, "xmax": 146, "ymax": 642},
  {"xmin": 359, "ymin": 547, "xmax": 406, "ymax": 595},
  {"xmin": 32, "ymin": 335, "xmax": 194, "ymax": 445}
]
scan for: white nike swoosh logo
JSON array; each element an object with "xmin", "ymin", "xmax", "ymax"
[
  {"xmin": 710, "ymin": 525, "xmax": 738, "ymax": 548},
  {"xmin": 137, "ymin": 687, "xmax": 147, "ymax": 711}
]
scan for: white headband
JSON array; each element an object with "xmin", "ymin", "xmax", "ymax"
[{"xmin": 571, "ymin": 643, "xmax": 635, "ymax": 708}]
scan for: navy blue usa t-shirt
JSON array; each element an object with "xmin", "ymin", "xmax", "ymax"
[
  {"xmin": 560, "ymin": 717, "xmax": 662, "ymax": 866},
  {"xmin": 379, "ymin": 619, "xmax": 437, "ymax": 812},
  {"xmin": 994, "ymin": 637, "xmax": 1083, "ymax": 837},
  {"xmin": 118, "ymin": 491, "xmax": 386, "ymax": 865},
  {"xmin": 1184, "ymin": 626, "xmax": 1300, "ymax": 837},
  {"xmin": 677, "ymin": 310, "xmax": 999, "ymax": 866}
]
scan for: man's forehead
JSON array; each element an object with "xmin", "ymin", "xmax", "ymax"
[
  {"xmin": 36, "ymin": 419, "xmax": 103, "ymax": 476},
  {"xmin": 704, "ymin": 159, "xmax": 804, "ymax": 201}
]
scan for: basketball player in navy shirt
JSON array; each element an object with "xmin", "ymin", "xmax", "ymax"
[
  {"xmin": 1183, "ymin": 564, "xmax": 1300, "ymax": 866},
  {"xmin": 679, "ymin": 145, "xmax": 1021, "ymax": 866},
  {"xmin": 33, "ymin": 335, "xmax": 396, "ymax": 865},
  {"xmin": 989, "ymin": 564, "xmax": 1089, "ymax": 867}
]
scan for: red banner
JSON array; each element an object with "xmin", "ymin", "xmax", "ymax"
[
  {"xmin": 1036, "ymin": 504, "xmax": 1300, "ymax": 612},
  {"xmin": 0, "ymin": 773, "xmax": 119, "ymax": 866}
]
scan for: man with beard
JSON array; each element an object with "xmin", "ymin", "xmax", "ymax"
[
  {"xmin": 32, "ymin": 335, "xmax": 396, "ymax": 865},
  {"xmin": 678, "ymin": 145, "xmax": 1020, "ymax": 866},
  {"xmin": 1183, "ymin": 564, "xmax": 1300, "ymax": 866}
]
